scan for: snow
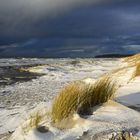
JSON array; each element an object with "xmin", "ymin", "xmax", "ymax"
[
  {"xmin": 10, "ymin": 101, "xmax": 140, "ymax": 140},
  {"xmin": 0, "ymin": 58, "xmax": 140, "ymax": 139},
  {"xmin": 115, "ymin": 77, "xmax": 140, "ymax": 108}
]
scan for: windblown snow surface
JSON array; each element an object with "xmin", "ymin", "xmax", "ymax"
[{"xmin": 0, "ymin": 58, "xmax": 140, "ymax": 140}]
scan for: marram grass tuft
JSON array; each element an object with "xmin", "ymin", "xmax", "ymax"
[
  {"xmin": 21, "ymin": 107, "xmax": 51, "ymax": 134},
  {"xmin": 21, "ymin": 111, "xmax": 42, "ymax": 134},
  {"xmin": 131, "ymin": 63, "xmax": 140, "ymax": 79},
  {"xmin": 51, "ymin": 76, "xmax": 117, "ymax": 123},
  {"xmin": 123, "ymin": 53, "xmax": 140, "ymax": 66}
]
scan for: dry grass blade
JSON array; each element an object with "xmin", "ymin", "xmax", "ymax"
[
  {"xmin": 123, "ymin": 53, "xmax": 140, "ymax": 66},
  {"xmin": 51, "ymin": 81, "xmax": 89, "ymax": 123},
  {"xmin": 92, "ymin": 75, "xmax": 117, "ymax": 104},
  {"xmin": 51, "ymin": 76, "xmax": 117, "ymax": 123},
  {"xmin": 131, "ymin": 63, "xmax": 140, "ymax": 79},
  {"xmin": 21, "ymin": 111, "xmax": 42, "ymax": 134},
  {"xmin": 21, "ymin": 107, "xmax": 50, "ymax": 134}
]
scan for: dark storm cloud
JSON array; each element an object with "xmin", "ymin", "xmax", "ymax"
[
  {"xmin": 0, "ymin": 0, "xmax": 106, "ymax": 37},
  {"xmin": 0, "ymin": 0, "xmax": 140, "ymax": 57},
  {"xmin": 0, "ymin": 0, "xmax": 138, "ymax": 41}
]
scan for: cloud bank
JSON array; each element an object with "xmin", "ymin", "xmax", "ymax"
[
  {"xmin": 0, "ymin": 0, "xmax": 130, "ymax": 39},
  {"xmin": 0, "ymin": 0, "xmax": 140, "ymax": 57}
]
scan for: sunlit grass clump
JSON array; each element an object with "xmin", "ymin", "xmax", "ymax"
[
  {"xmin": 131, "ymin": 63, "xmax": 140, "ymax": 79},
  {"xmin": 51, "ymin": 76, "xmax": 117, "ymax": 123},
  {"xmin": 21, "ymin": 111, "xmax": 42, "ymax": 134},
  {"xmin": 51, "ymin": 81, "xmax": 90, "ymax": 123},
  {"xmin": 20, "ymin": 105, "xmax": 50, "ymax": 134},
  {"xmin": 123, "ymin": 53, "xmax": 140, "ymax": 65},
  {"xmin": 92, "ymin": 75, "xmax": 117, "ymax": 104}
]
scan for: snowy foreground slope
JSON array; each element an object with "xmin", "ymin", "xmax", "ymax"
[{"xmin": 0, "ymin": 57, "xmax": 140, "ymax": 140}]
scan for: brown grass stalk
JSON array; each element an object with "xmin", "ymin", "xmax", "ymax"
[{"xmin": 131, "ymin": 63, "xmax": 140, "ymax": 79}]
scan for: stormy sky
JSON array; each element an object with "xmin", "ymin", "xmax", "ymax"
[{"xmin": 0, "ymin": 0, "xmax": 140, "ymax": 58}]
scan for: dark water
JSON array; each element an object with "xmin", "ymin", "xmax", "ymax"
[{"xmin": 0, "ymin": 65, "xmax": 43, "ymax": 87}]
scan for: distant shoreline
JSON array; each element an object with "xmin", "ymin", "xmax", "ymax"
[
  {"xmin": 94, "ymin": 53, "xmax": 134, "ymax": 58},
  {"xmin": 0, "ymin": 53, "xmax": 135, "ymax": 59}
]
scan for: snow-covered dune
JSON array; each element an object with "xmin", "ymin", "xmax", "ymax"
[{"xmin": 10, "ymin": 101, "xmax": 140, "ymax": 140}]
